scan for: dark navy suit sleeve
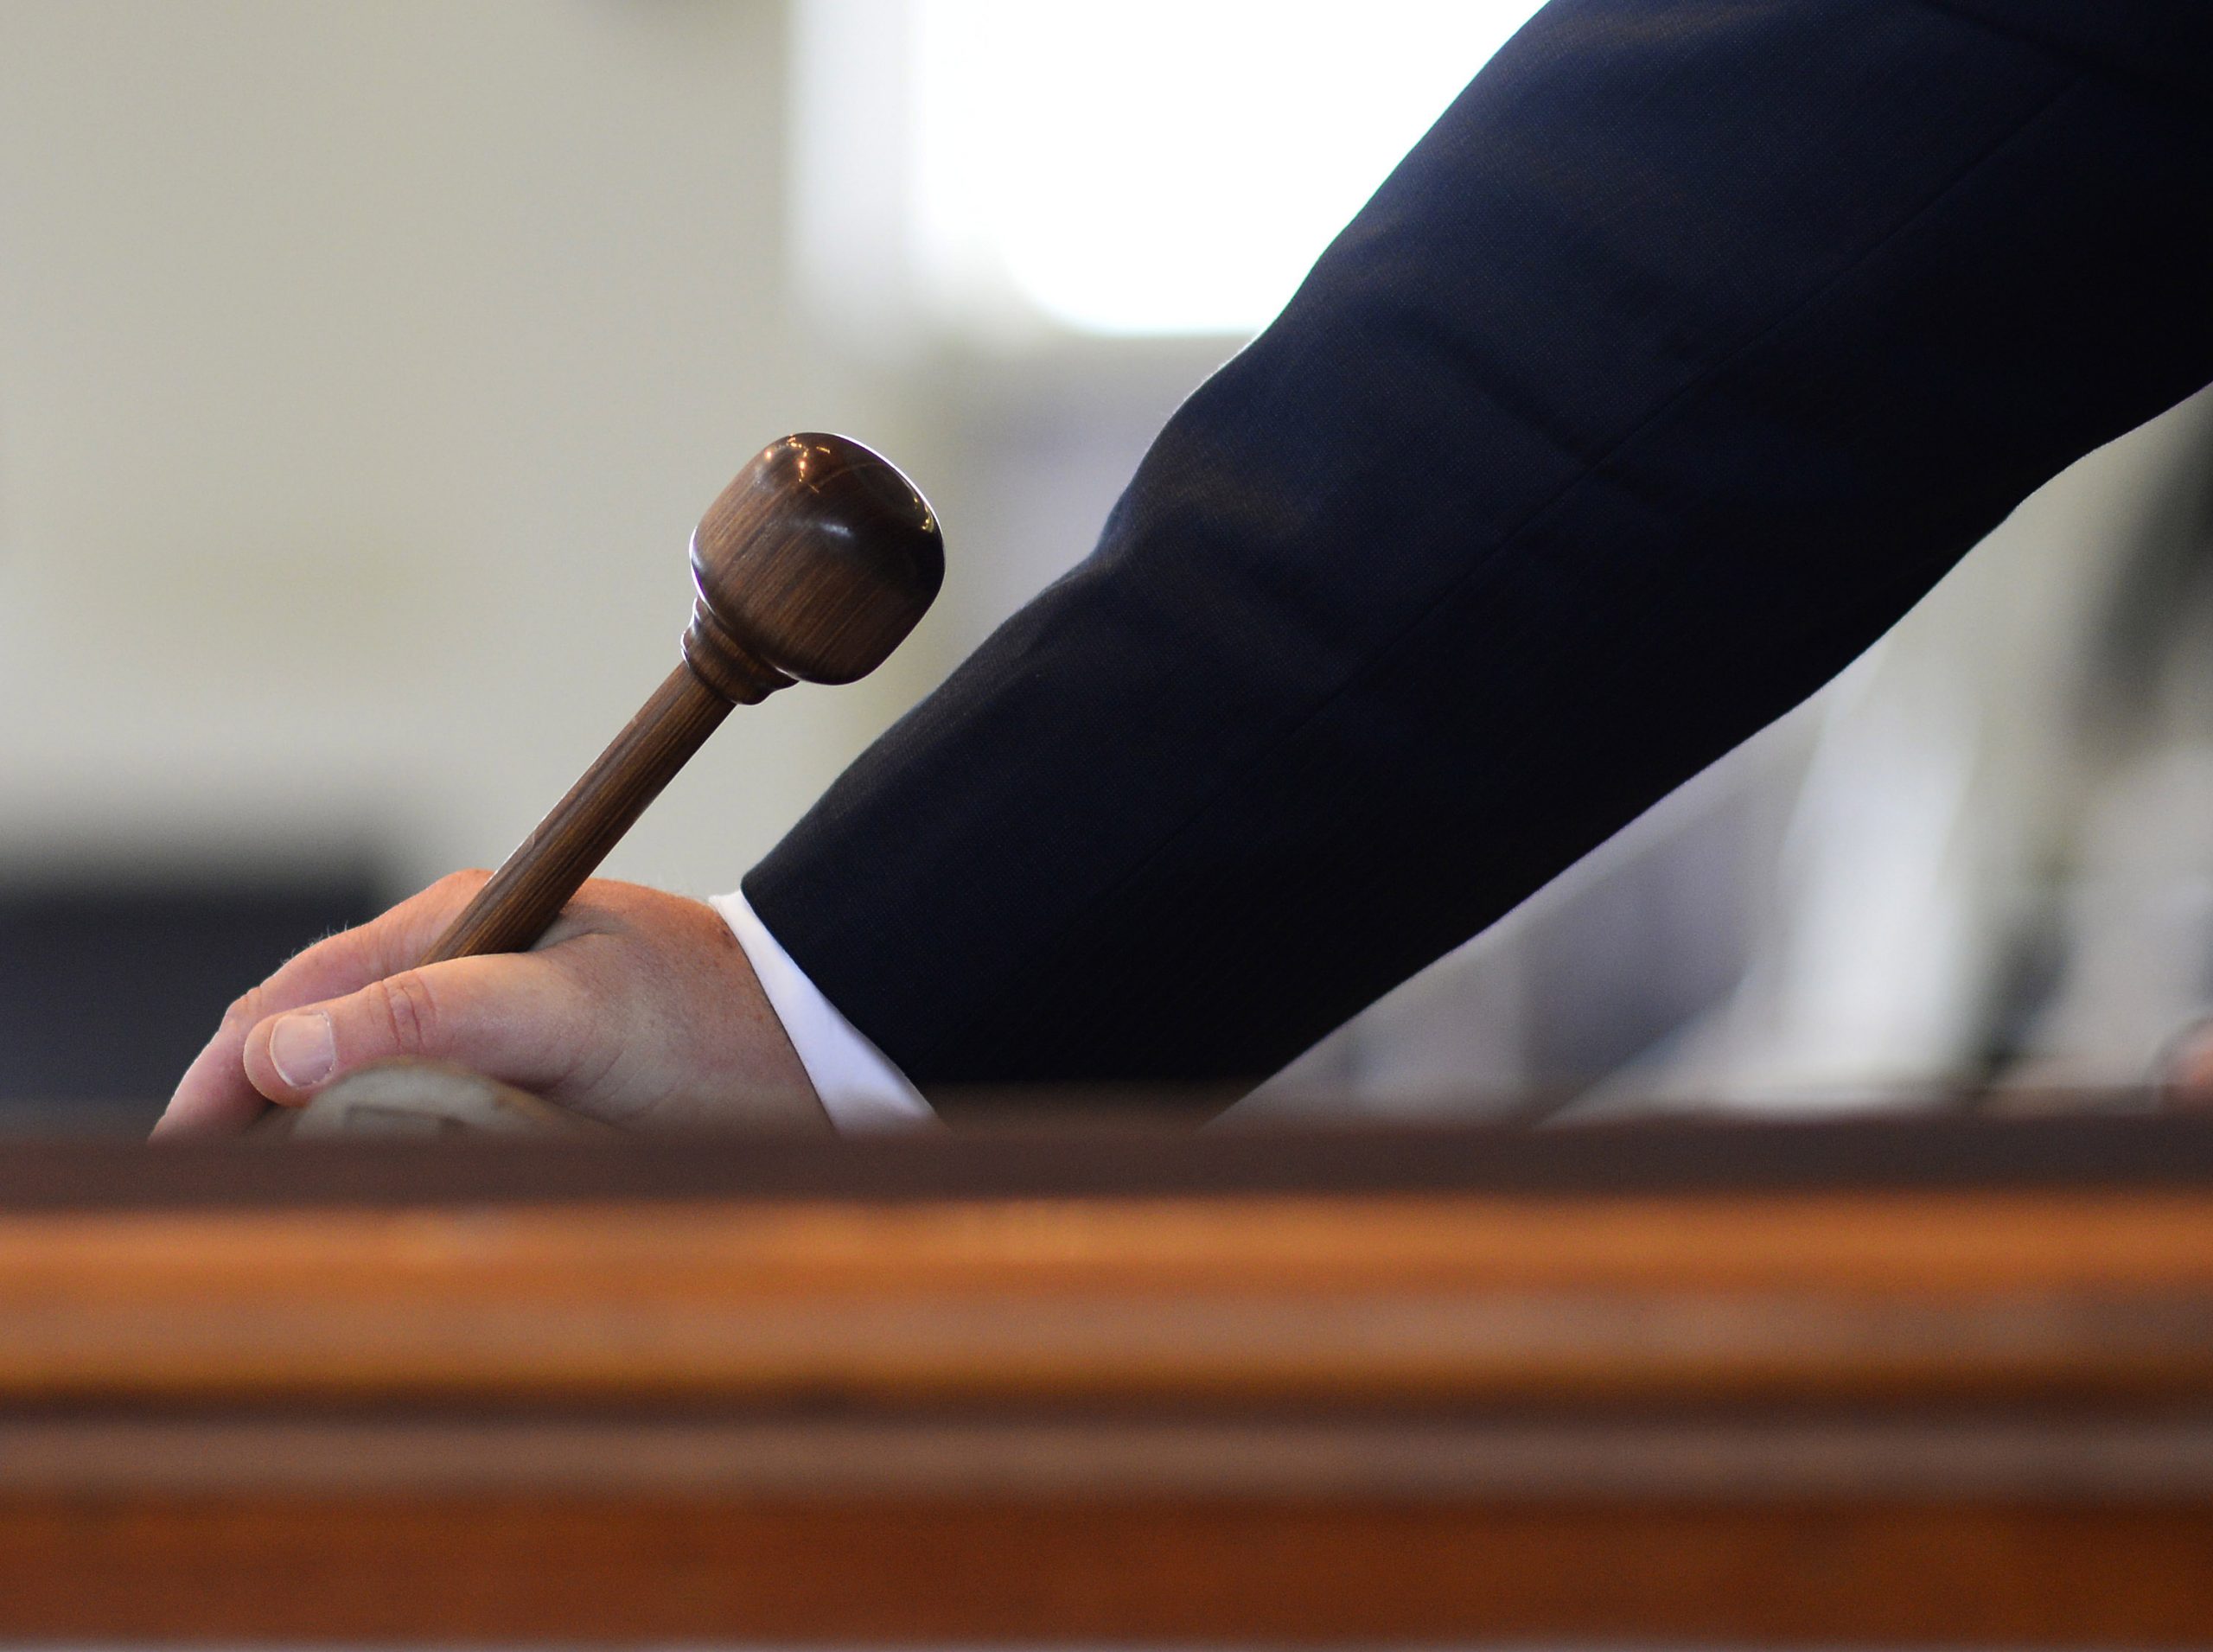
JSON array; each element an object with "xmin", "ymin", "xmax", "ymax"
[{"xmin": 746, "ymin": 0, "xmax": 2213, "ymax": 1097}]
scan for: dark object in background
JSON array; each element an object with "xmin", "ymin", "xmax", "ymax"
[{"xmin": 0, "ymin": 874, "xmax": 386, "ymax": 1130}]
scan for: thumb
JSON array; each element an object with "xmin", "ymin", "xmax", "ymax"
[
  {"xmin": 242, "ymin": 952, "xmax": 593, "ymax": 1106},
  {"xmin": 156, "ymin": 870, "xmax": 496, "ymax": 1139}
]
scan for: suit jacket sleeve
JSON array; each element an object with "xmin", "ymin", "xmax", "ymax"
[{"xmin": 745, "ymin": 0, "xmax": 2213, "ymax": 1097}]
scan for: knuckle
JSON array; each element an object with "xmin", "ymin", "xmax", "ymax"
[
  {"xmin": 223, "ymin": 985, "xmax": 270, "ymax": 1030},
  {"xmin": 424, "ymin": 868, "xmax": 494, "ymax": 908},
  {"xmin": 367, "ymin": 971, "xmax": 442, "ymax": 1057}
]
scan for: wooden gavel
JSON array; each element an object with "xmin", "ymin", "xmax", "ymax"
[{"xmin": 419, "ymin": 432, "xmax": 942, "ymax": 966}]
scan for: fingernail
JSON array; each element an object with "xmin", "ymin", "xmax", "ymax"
[{"xmin": 269, "ymin": 1011, "xmax": 336, "ymax": 1089}]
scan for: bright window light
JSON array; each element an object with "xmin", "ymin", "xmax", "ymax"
[{"xmin": 908, "ymin": 2, "xmax": 1542, "ymax": 338}]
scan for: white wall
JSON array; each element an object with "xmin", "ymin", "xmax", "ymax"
[{"xmin": 0, "ymin": 0, "xmax": 965, "ymax": 901}]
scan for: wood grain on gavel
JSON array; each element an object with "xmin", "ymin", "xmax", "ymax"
[{"xmin": 418, "ymin": 434, "xmax": 941, "ymax": 964}]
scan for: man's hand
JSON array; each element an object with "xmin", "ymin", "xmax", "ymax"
[{"xmin": 155, "ymin": 873, "xmax": 825, "ymax": 1139}]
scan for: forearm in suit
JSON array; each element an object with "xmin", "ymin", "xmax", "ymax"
[{"xmin": 746, "ymin": 0, "xmax": 2213, "ymax": 1096}]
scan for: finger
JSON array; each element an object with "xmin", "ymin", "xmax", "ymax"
[
  {"xmin": 153, "ymin": 871, "xmax": 491, "ymax": 1140},
  {"xmin": 256, "ymin": 869, "xmax": 496, "ymax": 1016},
  {"xmin": 239, "ymin": 949, "xmax": 598, "ymax": 1106}
]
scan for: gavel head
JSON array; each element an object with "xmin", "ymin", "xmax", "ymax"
[{"xmin": 684, "ymin": 433, "xmax": 945, "ymax": 703}]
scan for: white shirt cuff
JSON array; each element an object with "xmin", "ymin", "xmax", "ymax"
[{"xmin": 709, "ymin": 888, "xmax": 938, "ymax": 1133}]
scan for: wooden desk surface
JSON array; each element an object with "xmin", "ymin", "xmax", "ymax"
[{"xmin": 3, "ymin": 1112, "xmax": 2210, "ymax": 1643}]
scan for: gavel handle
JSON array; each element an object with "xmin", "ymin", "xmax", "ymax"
[{"xmin": 418, "ymin": 665, "xmax": 732, "ymax": 966}]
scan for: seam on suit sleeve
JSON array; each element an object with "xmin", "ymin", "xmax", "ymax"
[{"xmin": 1913, "ymin": 0, "xmax": 2210, "ymax": 102}]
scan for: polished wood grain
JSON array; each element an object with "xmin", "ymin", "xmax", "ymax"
[
  {"xmin": 8, "ymin": 1118, "xmax": 2212, "ymax": 1641},
  {"xmin": 687, "ymin": 432, "xmax": 945, "ymax": 692},
  {"xmin": 418, "ymin": 667, "xmax": 731, "ymax": 960},
  {"xmin": 9, "ymin": 1412, "xmax": 2213, "ymax": 1500},
  {"xmin": 3, "ymin": 1189, "xmax": 2213, "ymax": 1405},
  {"xmin": 5, "ymin": 1496, "xmax": 2212, "ymax": 1642},
  {"xmin": 421, "ymin": 432, "xmax": 941, "ymax": 964}
]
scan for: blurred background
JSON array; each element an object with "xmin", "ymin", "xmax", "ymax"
[{"xmin": 1, "ymin": 0, "xmax": 2209, "ymax": 1131}]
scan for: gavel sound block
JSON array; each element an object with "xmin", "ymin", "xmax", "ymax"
[{"xmin": 290, "ymin": 434, "xmax": 941, "ymax": 1138}]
